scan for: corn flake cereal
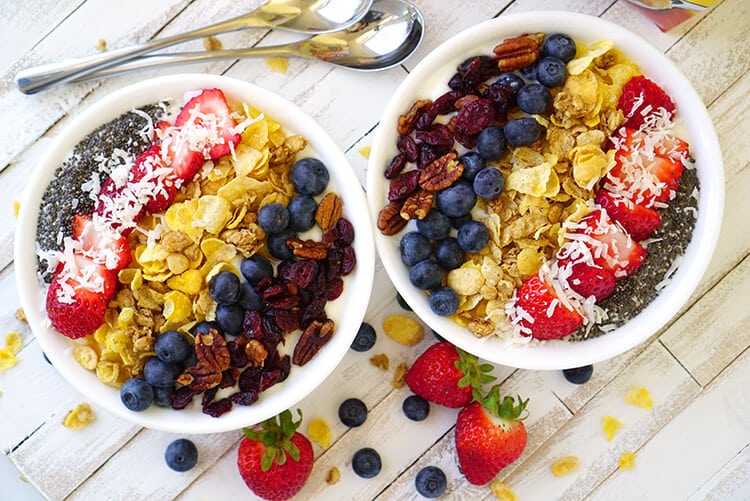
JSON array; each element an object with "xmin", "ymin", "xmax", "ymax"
[
  {"xmin": 491, "ymin": 481, "xmax": 519, "ymax": 501},
  {"xmin": 602, "ymin": 415, "xmax": 623, "ymax": 441},
  {"xmin": 5, "ymin": 331, "xmax": 22, "ymax": 354},
  {"xmin": 0, "ymin": 348, "xmax": 18, "ymax": 371},
  {"xmin": 63, "ymin": 403, "xmax": 95, "ymax": 429},
  {"xmin": 625, "ymin": 387, "xmax": 653, "ymax": 410},
  {"xmin": 551, "ymin": 455, "xmax": 580, "ymax": 476},
  {"xmin": 308, "ymin": 418, "xmax": 332, "ymax": 448},
  {"xmin": 382, "ymin": 315, "xmax": 424, "ymax": 346},
  {"xmin": 619, "ymin": 451, "xmax": 636, "ymax": 470}
]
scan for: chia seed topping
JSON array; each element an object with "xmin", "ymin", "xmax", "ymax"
[{"xmin": 36, "ymin": 103, "xmax": 166, "ymax": 280}]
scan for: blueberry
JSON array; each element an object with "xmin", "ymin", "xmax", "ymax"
[
  {"xmin": 208, "ymin": 271, "xmax": 241, "ymax": 305},
  {"xmin": 416, "ymin": 209, "xmax": 451, "ymax": 240},
  {"xmin": 520, "ymin": 61, "xmax": 538, "ymax": 81},
  {"xmin": 352, "ymin": 448, "xmax": 381, "ymax": 478},
  {"xmin": 459, "ymin": 152, "xmax": 486, "ymax": 182},
  {"xmin": 154, "ymin": 330, "xmax": 192, "ymax": 364},
  {"xmin": 339, "ymin": 397, "xmax": 368, "ymax": 427},
  {"xmin": 291, "ymin": 157, "xmax": 329, "ymax": 195},
  {"xmin": 165, "ymin": 438, "xmax": 198, "ymax": 472},
  {"xmin": 287, "ymin": 195, "xmax": 318, "ymax": 232},
  {"xmin": 436, "ymin": 181, "xmax": 476, "ymax": 218},
  {"xmin": 476, "ymin": 126, "xmax": 507, "ymax": 161},
  {"xmin": 473, "ymin": 167, "xmax": 505, "ymax": 200},
  {"xmin": 153, "ymin": 385, "xmax": 175, "ymax": 407},
  {"xmin": 400, "ymin": 231, "xmax": 433, "ymax": 266},
  {"xmin": 516, "ymin": 83, "xmax": 552, "ymax": 114},
  {"xmin": 415, "ymin": 466, "xmax": 447, "ymax": 498},
  {"xmin": 258, "ymin": 203, "xmax": 290, "ymax": 234},
  {"xmin": 396, "ymin": 292, "xmax": 413, "ymax": 312},
  {"xmin": 43, "ymin": 351, "xmax": 51, "ymax": 365},
  {"xmin": 240, "ymin": 255, "xmax": 274, "ymax": 286},
  {"xmin": 144, "ymin": 357, "xmax": 181, "ymax": 388},
  {"xmin": 542, "ymin": 33, "xmax": 577, "ymax": 62},
  {"xmin": 449, "ymin": 213, "xmax": 472, "ymax": 230},
  {"xmin": 428, "ymin": 287, "xmax": 460, "ymax": 317},
  {"xmin": 536, "ymin": 56, "xmax": 567, "ymax": 88},
  {"xmin": 182, "ymin": 350, "xmax": 198, "ymax": 369},
  {"xmin": 434, "ymin": 238, "xmax": 464, "ymax": 270},
  {"xmin": 267, "ymin": 229, "xmax": 297, "ymax": 260},
  {"xmin": 409, "ymin": 260, "xmax": 444, "ymax": 290},
  {"xmin": 563, "ymin": 365, "xmax": 594, "ymax": 384},
  {"xmin": 351, "ymin": 322, "xmax": 377, "ymax": 352},
  {"xmin": 120, "ymin": 378, "xmax": 153, "ymax": 411},
  {"xmin": 402, "ymin": 394, "xmax": 430, "ymax": 422},
  {"xmin": 191, "ymin": 320, "xmax": 220, "ymax": 336},
  {"xmin": 495, "ymin": 72, "xmax": 526, "ymax": 92},
  {"xmin": 457, "ymin": 220, "xmax": 490, "ymax": 253},
  {"xmin": 504, "ymin": 118, "xmax": 542, "ymax": 147},
  {"xmin": 237, "ymin": 282, "xmax": 263, "ymax": 311},
  {"xmin": 215, "ymin": 303, "xmax": 245, "ymax": 337}
]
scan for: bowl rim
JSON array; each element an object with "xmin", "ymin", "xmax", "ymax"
[
  {"xmin": 15, "ymin": 73, "xmax": 375, "ymax": 433},
  {"xmin": 366, "ymin": 11, "xmax": 724, "ymax": 370}
]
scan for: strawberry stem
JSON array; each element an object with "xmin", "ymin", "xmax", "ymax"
[
  {"xmin": 479, "ymin": 386, "xmax": 529, "ymax": 421},
  {"xmin": 455, "ymin": 347, "xmax": 497, "ymax": 402},
  {"xmin": 243, "ymin": 409, "xmax": 303, "ymax": 471}
]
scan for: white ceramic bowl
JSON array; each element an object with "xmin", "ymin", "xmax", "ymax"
[
  {"xmin": 15, "ymin": 74, "xmax": 375, "ymax": 433},
  {"xmin": 367, "ymin": 12, "xmax": 723, "ymax": 370}
]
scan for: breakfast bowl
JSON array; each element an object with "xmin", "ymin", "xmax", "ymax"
[
  {"xmin": 15, "ymin": 73, "xmax": 375, "ymax": 433},
  {"xmin": 366, "ymin": 11, "xmax": 723, "ymax": 370}
]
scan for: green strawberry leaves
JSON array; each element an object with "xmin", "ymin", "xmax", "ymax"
[
  {"xmin": 243, "ymin": 409, "xmax": 304, "ymax": 472},
  {"xmin": 480, "ymin": 385, "xmax": 529, "ymax": 422}
]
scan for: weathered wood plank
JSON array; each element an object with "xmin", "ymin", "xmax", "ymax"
[
  {"xmin": 688, "ymin": 444, "xmax": 750, "ymax": 501},
  {"xmin": 589, "ymin": 348, "xmax": 750, "ymax": 500}
]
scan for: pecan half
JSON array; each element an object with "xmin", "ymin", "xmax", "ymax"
[
  {"xmin": 245, "ymin": 339, "xmax": 268, "ymax": 368},
  {"xmin": 398, "ymin": 99, "xmax": 432, "ymax": 136},
  {"xmin": 177, "ymin": 330, "xmax": 231, "ymax": 392},
  {"xmin": 418, "ymin": 152, "xmax": 463, "ymax": 191},
  {"xmin": 492, "ymin": 33, "xmax": 544, "ymax": 72},
  {"xmin": 377, "ymin": 201, "xmax": 408, "ymax": 235},
  {"xmin": 315, "ymin": 192, "xmax": 343, "ymax": 231},
  {"xmin": 293, "ymin": 319, "xmax": 335, "ymax": 366},
  {"xmin": 400, "ymin": 189, "xmax": 434, "ymax": 220},
  {"xmin": 287, "ymin": 238, "xmax": 329, "ymax": 260}
]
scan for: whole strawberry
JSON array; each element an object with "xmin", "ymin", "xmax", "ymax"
[
  {"xmin": 455, "ymin": 389, "xmax": 529, "ymax": 485},
  {"xmin": 405, "ymin": 341, "xmax": 496, "ymax": 408},
  {"xmin": 237, "ymin": 409, "xmax": 314, "ymax": 501}
]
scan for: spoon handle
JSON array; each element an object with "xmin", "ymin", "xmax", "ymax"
[
  {"xmin": 63, "ymin": 46, "xmax": 308, "ymax": 85},
  {"xmin": 15, "ymin": 7, "xmax": 294, "ymax": 95}
]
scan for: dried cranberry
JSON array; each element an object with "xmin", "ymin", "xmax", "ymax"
[
  {"xmin": 260, "ymin": 313, "xmax": 282, "ymax": 347},
  {"xmin": 326, "ymin": 277, "xmax": 344, "ymax": 300},
  {"xmin": 341, "ymin": 246, "xmax": 356, "ymax": 276},
  {"xmin": 274, "ymin": 308, "xmax": 301, "ymax": 332},
  {"xmin": 202, "ymin": 386, "xmax": 218, "ymax": 406},
  {"xmin": 276, "ymin": 260, "xmax": 294, "ymax": 282},
  {"xmin": 388, "ymin": 170, "xmax": 420, "ymax": 202},
  {"xmin": 171, "ymin": 386, "xmax": 197, "ymax": 410},
  {"xmin": 458, "ymin": 55, "xmax": 500, "ymax": 90},
  {"xmin": 456, "ymin": 98, "xmax": 495, "ymax": 135},
  {"xmin": 309, "ymin": 271, "xmax": 328, "ymax": 298},
  {"xmin": 397, "ymin": 135, "xmax": 419, "ymax": 162},
  {"xmin": 219, "ymin": 368, "xmax": 238, "ymax": 389},
  {"xmin": 415, "ymin": 106, "xmax": 439, "ymax": 131},
  {"xmin": 415, "ymin": 124, "xmax": 454, "ymax": 155},
  {"xmin": 486, "ymin": 82, "xmax": 514, "ymax": 114},
  {"xmin": 301, "ymin": 297, "xmax": 327, "ymax": 326},
  {"xmin": 335, "ymin": 218, "xmax": 355, "ymax": 246},
  {"xmin": 454, "ymin": 129, "xmax": 478, "ymax": 149},
  {"xmin": 448, "ymin": 72, "xmax": 467, "ymax": 93},
  {"xmin": 417, "ymin": 143, "xmax": 438, "ymax": 170},
  {"xmin": 432, "ymin": 90, "xmax": 463, "ymax": 115},
  {"xmin": 325, "ymin": 247, "xmax": 344, "ymax": 280},
  {"xmin": 384, "ymin": 153, "xmax": 407, "ymax": 179},
  {"xmin": 263, "ymin": 284, "xmax": 300, "ymax": 310},
  {"xmin": 227, "ymin": 340, "xmax": 248, "ymax": 367},
  {"xmin": 287, "ymin": 260, "xmax": 319, "ymax": 288},
  {"xmin": 238, "ymin": 366, "xmax": 262, "ymax": 392},
  {"xmin": 243, "ymin": 310, "xmax": 263, "ymax": 338},
  {"xmin": 203, "ymin": 398, "xmax": 232, "ymax": 417},
  {"xmin": 230, "ymin": 390, "xmax": 259, "ymax": 406}
]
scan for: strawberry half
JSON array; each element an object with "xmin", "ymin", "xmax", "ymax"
[
  {"xmin": 578, "ymin": 209, "xmax": 646, "ymax": 278},
  {"xmin": 237, "ymin": 409, "xmax": 313, "ymax": 501},
  {"xmin": 617, "ymin": 75, "xmax": 675, "ymax": 130},
  {"xmin": 128, "ymin": 145, "xmax": 180, "ymax": 213},
  {"xmin": 405, "ymin": 341, "xmax": 496, "ymax": 408},
  {"xmin": 455, "ymin": 390, "xmax": 529, "ymax": 486},
  {"xmin": 46, "ymin": 255, "xmax": 117, "ymax": 339},
  {"xmin": 175, "ymin": 88, "xmax": 242, "ymax": 160},
  {"xmin": 71, "ymin": 213, "xmax": 131, "ymax": 271},
  {"xmin": 595, "ymin": 189, "xmax": 661, "ymax": 241},
  {"xmin": 513, "ymin": 274, "xmax": 583, "ymax": 340},
  {"xmin": 557, "ymin": 256, "xmax": 617, "ymax": 302}
]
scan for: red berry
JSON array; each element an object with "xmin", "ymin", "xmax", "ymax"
[
  {"xmin": 595, "ymin": 189, "xmax": 661, "ymax": 242},
  {"xmin": 618, "ymin": 75, "xmax": 675, "ymax": 130},
  {"xmin": 513, "ymin": 275, "xmax": 583, "ymax": 340}
]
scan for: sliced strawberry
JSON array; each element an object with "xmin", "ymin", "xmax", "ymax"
[
  {"xmin": 514, "ymin": 274, "xmax": 583, "ymax": 340},
  {"xmin": 128, "ymin": 145, "xmax": 180, "ymax": 213},
  {"xmin": 71, "ymin": 213, "xmax": 131, "ymax": 271},
  {"xmin": 93, "ymin": 176, "xmax": 145, "ymax": 235},
  {"xmin": 46, "ymin": 255, "xmax": 117, "ymax": 339},
  {"xmin": 165, "ymin": 137, "xmax": 204, "ymax": 180},
  {"xmin": 175, "ymin": 88, "xmax": 241, "ymax": 160},
  {"xmin": 557, "ymin": 256, "xmax": 616, "ymax": 301},
  {"xmin": 617, "ymin": 75, "xmax": 675, "ymax": 130},
  {"xmin": 595, "ymin": 189, "xmax": 661, "ymax": 241},
  {"xmin": 578, "ymin": 209, "xmax": 646, "ymax": 279}
]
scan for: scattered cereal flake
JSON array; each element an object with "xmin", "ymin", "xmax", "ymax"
[
  {"xmin": 625, "ymin": 387, "xmax": 653, "ymax": 410},
  {"xmin": 63, "ymin": 403, "xmax": 95, "ymax": 429},
  {"xmin": 370, "ymin": 353, "xmax": 390, "ymax": 371},
  {"xmin": 307, "ymin": 418, "xmax": 331, "ymax": 449},
  {"xmin": 95, "ymin": 39, "xmax": 107, "ymax": 52},
  {"xmin": 264, "ymin": 57, "xmax": 289, "ymax": 73},
  {"xmin": 602, "ymin": 415, "xmax": 622, "ymax": 441},
  {"xmin": 490, "ymin": 480, "xmax": 518, "ymax": 501},
  {"xmin": 13, "ymin": 200, "xmax": 20, "ymax": 218},
  {"xmin": 203, "ymin": 36, "xmax": 222, "ymax": 51},
  {"xmin": 0, "ymin": 348, "xmax": 18, "ymax": 372},
  {"xmin": 326, "ymin": 466, "xmax": 341, "ymax": 485},
  {"xmin": 15, "ymin": 308, "xmax": 27, "ymax": 323},
  {"xmin": 5, "ymin": 331, "xmax": 22, "ymax": 354},
  {"xmin": 392, "ymin": 361, "xmax": 408, "ymax": 389},
  {"xmin": 358, "ymin": 146, "xmax": 371, "ymax": 158},
  {"xmin": 551, "ymin": 455, "xmax": 579, "ymax": 477},
  {"xmin": 382, "ymin": 315, "xmax": 424, "ymax": 346},
  {"xmin": 619, "ymin": 451, "xmax": 636, "ymax": 470},
  {"xmin": 567, "ymin": 39, "xmax": 614, "ymax": 76}
]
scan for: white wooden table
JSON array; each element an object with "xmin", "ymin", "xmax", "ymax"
[{"xmin": 1, "ymin": 0, "xmax": 749, "ymax": 499}]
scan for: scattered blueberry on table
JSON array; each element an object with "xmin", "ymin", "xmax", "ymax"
[
  {"xmin": 351, "ymin": 322, "xmax": 377, "ymax": 352},
  {"xmin": 339, "ymin": 397, "xmax": 368, "ymax": 427},
  {"xmin": 402, "ymin": 394, "xmax": 430, "ymax": 422},
  {"xmin": 563, "ymin": 365, "xmax": 594, "ymax": 385},
  {"xmin": 352, "ymin": 447, "xmax": 382, "ymax": 478},
  {"xmin": 164, "ymin": 438, "xmax": 198, "ymax": 472},
  {"xmin": 415, "ymin": 465, "xmax": 447, "ymax": 498}
]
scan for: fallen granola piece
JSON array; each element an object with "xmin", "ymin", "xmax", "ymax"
[
  {"xmin": 602, "ymin": 415, "xmax": 623, "ymax": 442},
  {"xmin": 490, "ymin": 480, "xmax": 519, "ymax": 501},
  {"xmin": 326, "ymin": 466, "xmax": 341, "ymax": 485},
  {"xmin": 551, "ymin": 455, "xmax": 579, "ymax": 476},
  {"xmin": 392, "ymin": 361, "xmax": 408, "ymax": 389},
  {"xmin": 619, "ymin": 451, "xmax": 636, "ymax": 470},
  {"xmin": 369, "ymin": 353, "xmax": 390, "ymax": 371},
  {"xmin": 63, "ymin": 403, "xmax": 96, "ymax": 429},
  {"xmin": 625, "ymin": 387, "xmax": 653, "ymax": 410}
]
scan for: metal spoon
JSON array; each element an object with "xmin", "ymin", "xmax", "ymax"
[
  {"xmin": 58, "ymin": 0, "xmax": 424, "ymax": 83},
  {"xmin": 16, "ymin": 0, "xmax": 374, "ymax": 95},
  {"xmin": 625, "ymin": 0, "xmax": 706, "ymax": 12}
]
